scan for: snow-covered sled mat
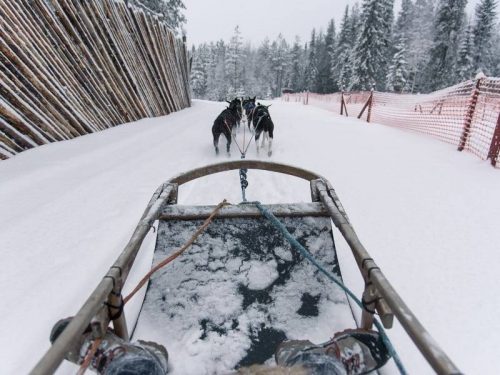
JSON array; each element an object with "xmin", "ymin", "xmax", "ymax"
[
  {"xmin": 133, "ymin": 203, "xmax": 356, "ymax": 373},
  {"xmin": 33, "ymin": 161, "xmax": 460, "ymax": 375}
]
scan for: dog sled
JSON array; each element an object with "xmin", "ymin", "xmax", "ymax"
[{"xmin": 32, "ymin": 161, "xmax": 460, "ymax": 374}]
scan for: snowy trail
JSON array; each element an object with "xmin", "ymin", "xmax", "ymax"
[{"xmin": 0, "ymin": 100, "xmax": 499, "ymax": 374}]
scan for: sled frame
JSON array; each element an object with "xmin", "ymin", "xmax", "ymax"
[{"xmin": 31, "ymin": 160, "xmax": 460, "ymax": 375}]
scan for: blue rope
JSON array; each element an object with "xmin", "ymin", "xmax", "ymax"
[{"xmin": 253, "ymin": 201, "xmax": 408, "ymax": 375}]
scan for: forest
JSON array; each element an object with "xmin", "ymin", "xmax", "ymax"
[{"xmin": 189, "ymin": 0, "xmax": 500, "ymax": 99}]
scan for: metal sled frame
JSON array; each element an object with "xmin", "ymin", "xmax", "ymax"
[{"xmin": 32, "ymin": 160, "xmax": 460, "ymax": 374}]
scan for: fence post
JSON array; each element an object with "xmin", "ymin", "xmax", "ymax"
[
  {"xmin": 340, "ymin": 91, "xmax": 344, "ymax": 115},
  {"xmin": 487, "ymin": 112, "xmax": 500, "ymax": 167},
  {"xmin": 357, "ymin": 89, "xmax": 374, "ymax": 122},
  {"xmin": 367, "ymin": 89, "xmax": 374, "ymax": 123},
  {"xmin": 340, "ymin": 89, "xmax": 348, "ymax": 117},
  {"xmin": 305, "ymin": 90, "xmax": 309, "ymax": 105},
  {"xmin": 458, "ymin": 78, "xmax": 483, "ymax": 151}
]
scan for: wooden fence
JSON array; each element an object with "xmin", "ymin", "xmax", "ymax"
[{"xmin": 0, "ymin": 0, "xmax": 191, "ymax": 160}]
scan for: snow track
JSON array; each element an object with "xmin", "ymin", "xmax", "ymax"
[{"xmin": 0, "ymin": 100, "xmax": 499, "ymax": 374}]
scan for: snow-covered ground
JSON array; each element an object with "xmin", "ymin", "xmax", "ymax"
[{"xmin": 0, "ymin": 100, "xmax": 499, "ymax": 374}]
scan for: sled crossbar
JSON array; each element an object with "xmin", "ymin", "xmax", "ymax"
[
  {"xmin": 159, "ymin": 202, "xmax": 328, "ymax": 220},
  {"xmin": 31, "ymin": 161, "xmax": 460, "ymax": 375}
]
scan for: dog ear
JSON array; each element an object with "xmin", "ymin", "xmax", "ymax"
[
  {"xmin": 266, "ymin": 104, "xmax": 272, "ymax": 108},
  {"xmin": 226, "ymin": 100, "xmax": 231, "ymax": 104},
  {"xmin": 252, "ymin": 96, "xmax": 256, "ymax": 101}
]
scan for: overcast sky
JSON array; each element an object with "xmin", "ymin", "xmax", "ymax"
[{"xmin": 183, "ymin": 0, "xmax": 481, "ymax": 47}]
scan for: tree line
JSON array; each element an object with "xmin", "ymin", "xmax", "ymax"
[
  {"xmin": 127, "ymin": 0, "xmax": 186, "ymax": 33},
  {"xmin": 190, "ymin": 0, "xmax": 500, "ymax": 100}
]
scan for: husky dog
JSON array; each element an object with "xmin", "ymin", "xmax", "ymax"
[
  {"xmin": 252, "ymin": 103, "xmax": 274, "ymax": 157},
  {"xmin": 242, "ymin": 96, "xmax": 257, "ymax": 130},
  {"xmin": 226, "ymin": 97, "xmax": 242, "ymax": 128},
  {"xmin": 212, "ymin": 99, "xmax": 241, "ymax": 155}
]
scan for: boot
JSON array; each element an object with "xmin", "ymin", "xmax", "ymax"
[
  {"xmin": 275, "ymin": 329, "xmax": 390, "ymax": 375},
  {"xmin": 50, "ymin": 317, "xmax": 168, "ymax": 374}
]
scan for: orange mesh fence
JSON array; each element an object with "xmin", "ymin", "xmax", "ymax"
[
  {"xmin": 282, "ymin": 78, "xmax": 500, "ymax": 168},
  {"xmin": 473, "ymin": 78, "xmax": 500, "ymax": 167}
]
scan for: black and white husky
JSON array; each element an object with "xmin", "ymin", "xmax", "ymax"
[
  {"xmin": 212, "ymin": 99, "xmax": 241, "ymax": 155},
  {"xmin": 242, "ymin": 96, "xmax": 256, "ymax": 131},
  {"xmin": 230, "ymin": 98, "xmax": 243, "ymax": 128},
  {"xmin": 252, "ymin": 104, "xmax": 274, "ymax": 157}
]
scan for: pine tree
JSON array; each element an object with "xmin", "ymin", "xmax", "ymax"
[
  {"xmin": 226, "ymin": 26, "xmax": 243, "ymax": 97},
  {"xmin": 301, "ymin": 42, "xmax": 309, "ymax": 91},
  {"xmin": 240, "ymin": 43, "xmax": 257, "ymax": 96},
  {"xmin": 130, "ymin": 0, "xmax": 186, "ymax": 32},
  {"xmin": 289, "ymin": 37, "xmax": 304, "ymax": 92},
  {"xmin": 316, "ymin": 20, "xmax": 337, "ymax": 93},
  {"xmin": 304, "ymin": 29, "xmax": 318, "ymax": 91},
  {"xmin": 492, "ymin": 22, "xmax": 500, "ymax": 75},
  {"xmin": 332, "ymin": 7, "xmax": 350, "ymax": 90},
  {"xmin": 382, "ymin": 0, "xmax": 396, "ymax": 63},
  {"xmin": 472, "ymin": 0, "xmax": 498, "ymax": 75},
  {"xmin": 425, "ymin": 0, "xmax": 467, "ymax": 91},
  {"xmin": 392, "ymin": 0, "xmax": 414, "ymax": 68},
  {"xmin": 314, "ymin": 31, "xmax": 327, "ymax": 93},
  {"xmin": 206, "ymin": 40, "xmax": 228, "ymax": 101},
  {"xmin": 386, "ymin": 40, "xmax": 409, "ymax": 92},
  {"xmin": 269, "ymin": 35, "xmax": 289, "ymax": 97},
  {"xmin": 349, "ymin": 3, "xmax": 363, "ymax": 43},
  {"xmin": 351, "ymin": 0, "xmax": 394, "ymax": 90},
  {"xmin": 407, "ymin": 0, "xmax": 435, "ymax": 92},
  {"xmin": 255, "ymin": 38, "xmax": 273, "ymax": 97},
  {"xmin": 394, "ymin": 0, "xmax": 415, "ymax": 42},
  {"xmin": 334, "ymin": 5, "xmax": 361, "ymax": 91},
  {"xmin": 190, "ymin": 45, "xmax": 208, "ymax": 98},
  {"xmin": 203, "ymin": 42, "xmax": 217, "ymax": 100},
  {"xmin": 457, "ymin": 23, "xmax": 475, "ymax": 81}
]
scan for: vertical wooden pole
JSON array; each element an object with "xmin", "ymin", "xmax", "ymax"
[
  {"xmin": 458, "ymin": 78, "xmax": 482, "ymax": 151},
  {"xmin": 357, "ymin": 90, "xmax": 373, "ymax": 122},
  {"xmin": 487, "ymin": 112, "xmax": 500, "ymax": 167},
  {"xmin": 340, "ymin": 91, "xmax": 344, "ymax": 115},
  {"xmin": 340, "ymin": 91, "xmax": 348, "ymax": 117},
  {"xmin": 367, "ymin": 89, "xmax": 374, "ymax": 123}
]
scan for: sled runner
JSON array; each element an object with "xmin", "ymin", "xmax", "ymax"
[{"xmin": 32, "ymin": 161, "xmax": 460, "ymax": 374}]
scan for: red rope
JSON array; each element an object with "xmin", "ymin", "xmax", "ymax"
[
  {"xmin": 76, "ymin": 338, "xmax": 102, "ymax": 375},
  {"xmin": 123, "ymin": 200, "xmax": 228, "ymax": 304}
]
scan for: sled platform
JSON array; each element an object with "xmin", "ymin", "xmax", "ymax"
[
  {"xmin": 133, "ymin": 203, "xmax": 356, "ymax": 373},
  {"xmin": 33, "ymin": 161, "xmax": 460, "ymax": 375}
]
